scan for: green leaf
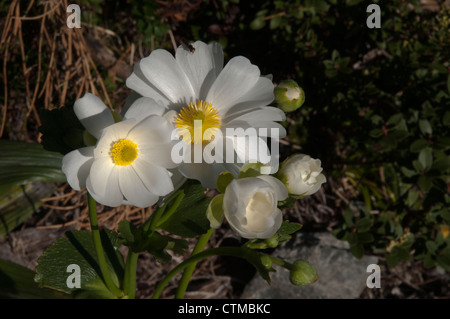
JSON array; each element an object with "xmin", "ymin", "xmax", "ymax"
[
  {"xmin": 418, "ymin": 148, "xmax": 433, "ymax": 170},
  {"xmin": 216, "ymin": 172, "xmax": 234, "ymax": 193},
  {"xmin": 0, "ymin": 140, "xmax": 66, "ymax": 188},
  {"xmin": 405, "ymin": 189, "xmax": 419, "ymax": 207},
  {"xmin": 356, "ymin": 217, "xmax": 373, "ymax": 232},
  {"xmin": 34, "ymin": 230, "xmax": 124, "ymax": 298},
  {"xmin": 357, "ymin": 232, "xmax": 374, "ymax": 243},
  {"xmin": 419, "ymin": 119, "xmax": 432, "ymax": 135},
  {"xmin": 278, "ymin": 221, "xmax": 303, "ymax": 235},
  {"xmin": 425, "ymin": 240, "xmax": 438, "ymax": 254},
  {"xmin": 350, "ymin": 244, "xmax": 364, "ymax": 259},
  {"xmin": 206, "ymin": 194, "xmax": 225, "ymax": 229},
  {"xmin": 158, "ymin": 182, "xmax": 211, "ymax": 237},
  {"xmin": 118, "ymin": 220, "xmax": 188, "ymax": 260},
  {"xmin": 0, "ymin": 259, "xmax": 69, "ymax": 299},
  {"xmin": 418, "ymin": 175, "xmax": 433, "ymax": 193},
  {"xmin": 410, "ymin": 139, "xmax": 428, "ymax": 153},
  {"xmin": 400, "ymin": 166, "xmax": 416, "ymax": 178}
]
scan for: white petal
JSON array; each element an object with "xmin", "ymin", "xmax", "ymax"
[
  {"xmin": 305, "ymin": 173, "xmax": 327, "ymax": 196},
  {"xmin": 124, "ymin": 97, "xmax": 166, "ymax": 121},
  {"xmin": 137, "ymin": 49, "xmax": 195, "ymax": 105},
  {"xmin": 256, "ymin": 175, "xmax": 288, "ymax": 201},
  {"xmin": 126, "ymin": 115, "xmax": 174, "ymax": 147},
  {"xmin": 176, "ymin": 41, "xmax": 217, "ymax": 99},
  {"xmin": 93, "ymin": 120, "xmax": 136, "ymax": 158},
  {"xmin": 87, "ymin": 165, "xmax": 123, "ymax": 207},
  {"xmin": 119, "ymin": 166, "xmax": 159, "ymax": 207},
  {"xmin": 225, "ymin": 120, "xmax": 287, "ymax": 138},
  {"xmin": 132, "ymin": 159, "xmax": 174, "ymax": 196},
  {"xmin": 206, "ymin": 56, "xmax": 261, "ymax": 116},
  {"xmin": 139, "ymin": 140, "xmax": 180, "ymax": 169},
  {"xmin": 209, "ymin": 42, "xmax": 224, "ymax": 78},
  {"xmin": 256, "ymin": 209, "xmax": 283, "ymax": 239},
  {"xmin": 223, "ymin": 106, "xmax": 285, "ymax": 125},
  {"xmin": 74, "ymin": 93, "xmax": 115, "ymax": 138},
  {"xmin": 87, "ymin": 156, "xmax": 115, "ymax": 197},
  {"xmin": 125, "ymin": 62, "xmax": 171, "ymax": 105},
  {"xmin": 221, "ymin": 77, "xmax": 275, "ymax": 118},
  {"xmin": 62, "ymin": 147, "xmax": 94, "ymax": 190}
]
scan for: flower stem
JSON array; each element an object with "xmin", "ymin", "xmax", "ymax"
[
  {"xmin": 123, "ymin": 250, "xmax": 139, "ymax": 299},
  {"xmin": 87, "ymin": 193, "xmax": 123, "ymax": 298},
  {"xmin": 152, "ymin": 246, "xmax": 254, "ymax": 299},
  {"xmin": 175, "ymin": 228, "xmax": 214, "ymax": 299}
]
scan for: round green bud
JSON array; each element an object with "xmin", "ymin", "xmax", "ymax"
[
  {"xmin": 265, "ymin": 234, "xmax": 279, "ymax": 248},
  {"xmin": 274, "ymin": 80, "xmax": 305, "ymax": 112},
  {"xmin": 289, "ymin": 260, "xmax": 318, "ymax": 286},
  {"xmin": 260, "ymin": 254, "xmax": 273, "ymax": 270}
]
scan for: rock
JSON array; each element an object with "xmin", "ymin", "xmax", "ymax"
[{"xmin": 241, "ymin": 232, "xmax": 378, "ymax": 299}]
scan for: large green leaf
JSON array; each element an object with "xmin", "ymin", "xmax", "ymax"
[
  {"xmin": 158, "ymin": 182, "xmax": 211, "ymax": 237},
  {"xmin": 34, "ymin": 230, "xmax": 124, "ymax": 298},
  {"xmin": 0, "ymin": 259, "xmax": 68, "ymax": 299},
  {"xmin": 0, "ymin": 182, "xmax": 56, "ymax": 237},
  {"xmin": 0, "ymin": 140, "xmax": 66, "ymax": 188}
]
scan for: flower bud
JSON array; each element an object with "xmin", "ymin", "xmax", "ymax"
[
  {"xmin": 274, "ymin": 80, "xmax": 305, "ymax": 112},
  {"xmin": 260, "ymin": 254, "xmax": 273, "ymax": 270},
  {"xmin": 289, "ymin": 260, "xmax": 318, "ymax": 286},
  {"xmin": 223, "ymin": 175, "xmax": 288, "ymax": 239},
  {"xmin": 277, "ymin": 154, "xmax": 326, "ymax": 197}
]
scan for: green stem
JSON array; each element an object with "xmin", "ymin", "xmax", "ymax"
[
  {"xmin": 87, "ymin": 194, "xmax": 123, "ymax": 298},
  {"xmin": 152, "ymin": 246, "xmax": 254, "ymax": 299},
  {"xmin": 123, "ymin": 250, "xmax": 139, "ymax": 299},
  {"xmin": 142, "ymin": 189, "xmax": 185, "ymax": 233},
  {"xmin": 175, "ymin": 228, "xmax": 214, "ymax": 299}
]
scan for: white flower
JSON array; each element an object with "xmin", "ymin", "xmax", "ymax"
[
  {"xmin": 125, "ymin": 41, "xmax": 286, "ymax": 188},
  {"xmin": 62, "ymin": 93, "xmax": 179, "ymax": 208},
  {"xmin": 223, "ymin": 175, "xmax": 288, "ymax": 239},
  {"xmin": 277, "ymin": 154, "xmax": 326, "ymax": 197}
]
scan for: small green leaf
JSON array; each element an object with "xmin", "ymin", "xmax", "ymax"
[
  {"xmin": 425, "ymin": 240, "xmax": 438, "ymax": 254},
  {"xmin": 405, "ymin": 189, "xmax": 419, "ymax": 207},
  {"xmin": 410, "ymin": 139, "xmax": 428, "ymax": 153},
  {"xmin": 237, "ymin": 162, "xmax": 265, "ymax": 178},
  {"xmin": 356, "ymin": 217, "xmax": 373, "ymax": 232},
  {"xmin": 350, "ymin": 244, "xmax": 364, "ymax": 259},
  {"xmin": 418, "ymin": 175, "xmax": 433, "ymax": 193},
  {"xmin": 357, "ymin": 232, "xmax": 374, "ymax": 243},
  {"xmin": 278, "ymin": 221, "xmax": 303, "ymax": 235},
  {"xmin": 400, "ymin": 166, "xmax": 416, "ymax": 178},
  {"xmin": 206, "ymin": 194, "xmax": 225, "ymax": 229},
  {"xmin": 418, "ymin": 148, "xmax": 433, "ymax": 170},
  {"xmin": 419, "ymin": 119, "xmax": 432, "ymax": 135},
  {"xmin": 216, "ymin": 172, "xmax": 234, "ymax": 193}
]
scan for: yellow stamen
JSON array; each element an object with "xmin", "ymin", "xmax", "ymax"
[
  {"xmin": 175, "ymin": 100, "xmax": 221, "ymax": 145},
  {"xmin": 110, "ymin": 139, "xmax": 139, "ymax": 166}
]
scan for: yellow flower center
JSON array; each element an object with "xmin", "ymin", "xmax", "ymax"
[
  {"xmin": 110, "ymin": 139, "xmax": 139, "ymax": 166},
  {"xmin": 175, "ymin": 100, "xmax": 221, "ymax": 145}
]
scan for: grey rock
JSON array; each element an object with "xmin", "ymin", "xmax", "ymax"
[{"xmin": 241, "ymin": 232, "xmax": 378, "ymax": 299}]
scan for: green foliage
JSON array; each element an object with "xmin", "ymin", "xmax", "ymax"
[
  {"xmin": 245, "ymin": 221, "xmax": 302, "ymax": 249},
  {"xmin": 35, "ymin": 230, "xmax": 124, "ymax": 298},
  {"xmin": 158, "ymin": 182, "xmax": 212, "ymax": 237},
  {"xmin": 0, "ymin": 259, "xmax": 69, "ymax": 299}
]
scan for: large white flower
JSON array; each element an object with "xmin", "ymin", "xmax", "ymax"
[
  {"xmin": 62, "ymin": 93, "xmax": 179, "ymax": 208},
  {"xmin": 223, "ymin": 175, "xmax": 288, "ymax": 239},
  {"xmin": 125, "ymin": 41, "xmax": 286, "ymax": 188}
]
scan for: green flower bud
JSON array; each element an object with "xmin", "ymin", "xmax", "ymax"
[
  {"xmin": 274, "ymin": 80, "xmax": 305, "ymax": 112},
  {"xmin": 265, "ymin": 234, "xmax": 279, "ymax": 248},
  {"xmin": 260, "ymin": 254, "xmax": 273, "ymax": 270},
  {"xmin": 289, "ymin": 260, "xmax": 318, "ymax": 286}
]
